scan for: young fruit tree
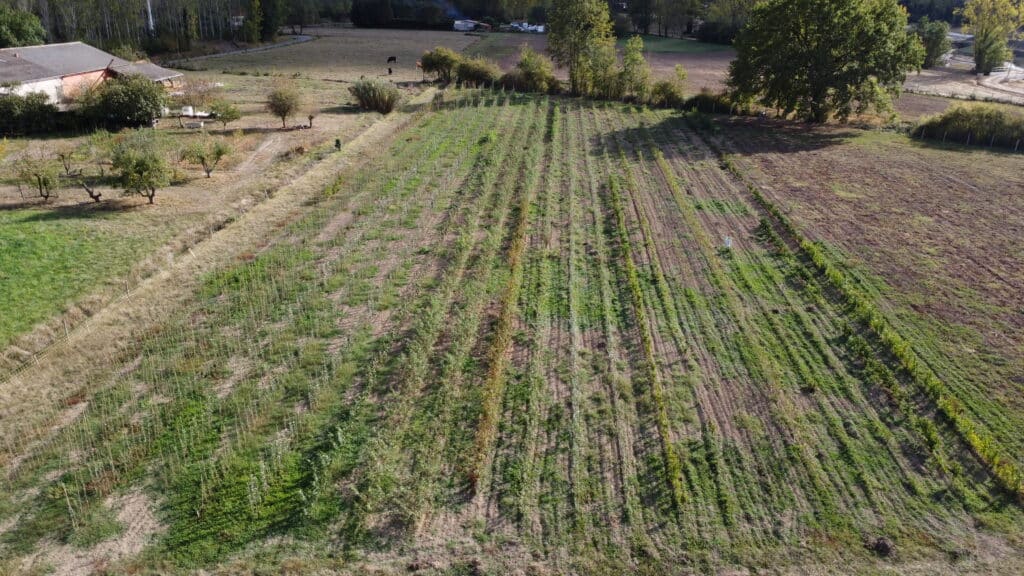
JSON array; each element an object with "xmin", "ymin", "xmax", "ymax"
[
  {"xmin": 180, "ymin": 138, "xmax": 232, "ymax": 178},
  {"xmin": 18, "ymin": 158, "xmax": 60, "ymax": 202},
  {"xmin": 266, "ymin": 86, "xmax": 302, "ymax": 129},
  {"xmin": 112, "ymin": 132, "xmax": 171, "ymax": 204},
  {"xmin": 210, "ymin": 100, "xmax": 242, "ymax": 129},
  {"xmin": 728, "ymin": 0, "xmax": 924, "ymax": 122}
]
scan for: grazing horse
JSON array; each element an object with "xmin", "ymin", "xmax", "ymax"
[{"xmin": 387, "ymin": 56, "xmax": 397, "ymax": 64}]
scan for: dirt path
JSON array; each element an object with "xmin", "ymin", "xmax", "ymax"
[{"xmin": 0, "ymin": 89, "xmax": 438, "ymax": 467}]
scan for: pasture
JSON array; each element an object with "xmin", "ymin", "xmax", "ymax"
[{"xmin": 1, "ymin": 91, "xmax": 1022, "ymax": 575}]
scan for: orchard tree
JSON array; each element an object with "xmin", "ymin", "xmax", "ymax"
[
  {"xmin": 112, "ymin": 132, "xmax": 171, "ymax": 204},
  {"xmin": 266, "ymin": 85, "xmax": 302, "ymax": 128},
  {"xmin": 18, "ymin": 158, "xmax": 60, "ymax": 202},
  {"xmin": 958, "ymin": 0, "xmax": 1018, "ymax": 74},
  {"xmin": 181, "ymin": 138, "xmax": 232, "ymax": 177},
  {"xmin": 917, "ymin": 16, "xmax": 952, "ymax": 69},
  {"xmin": 728, "ymin": 0, "xmax": 924, "ymax": 122},
  {"xmin": 548, "ymin": 0, "xmax": 614, "ymax": 95},
  {"xmin": 210, "ymin": 100, "xmax": 242, "ymax": 129},
  {"xmin": 0, "ymin": 5, "xmax": 45, "ymax": 48}
]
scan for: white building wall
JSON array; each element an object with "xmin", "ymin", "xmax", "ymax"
[{"xmin": 3, "ymin": 78, "xmax": 63, "ymax": 104}]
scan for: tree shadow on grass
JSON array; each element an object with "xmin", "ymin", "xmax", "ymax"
[
  {"xmin": 589, "ymin": 106, "xmax": 857, "ymax": 163},
  {"xmin": 4, "ymin": 198, "xmax": 147, "ymax": 221}
]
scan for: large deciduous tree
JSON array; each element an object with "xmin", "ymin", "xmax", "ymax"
[
  {"xmin": 958, "ymin": 0, "xmax": 1018, "ymax": 75},
  {"xmin": 0, "ymin": 5, "xmax": 45, "ymax": 48},
  {"xmin": 548, "ymin": 0, "xmax": 614, "ymax": 95},
  {"xmin": 728, "ymin": 0, "xmax": 924, "ymax": 122}
]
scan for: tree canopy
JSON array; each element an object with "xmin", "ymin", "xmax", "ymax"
[
  {"xmin": 958, "ymin": 0, "xmax": 1018, "ymax": 74},
  {"xmin": 917, "ymin": 16, "xmax": 952, "ymax": 69},
  {"xmin": 548, "ymin": 0, "xmax": 614, "ymax": 95},
  {"xmin": 728, "ymin": 0, "xmax": 924, "ymax": 122},
  {"xmin": 79, "ymin": 74, "xmax": 167, "ymax": 128},
  {"xmin": 0, "ymin": 5, "xmax": 45, "ymax": 48}
]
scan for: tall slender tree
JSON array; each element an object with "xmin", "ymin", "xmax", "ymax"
[{"xmin": 548, "ymin": 0, "xmax": 614, "ymax": 95}]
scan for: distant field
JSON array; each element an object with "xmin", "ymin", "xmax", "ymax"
[
  {"xmin": 618, "ymin": 34, "xmax": 732, "ymax": 53},
  {"xmin": 194, "ymin": 27, "xmax": 479, "ymax": 83},
  {"xmin": 2, "ymin": 92, "xmax": 1021, "ymax": 575}
]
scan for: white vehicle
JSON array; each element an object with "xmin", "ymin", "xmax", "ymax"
[{"xmin": 453, "ymin": 20, "xmax": 479, "ymax": 32}]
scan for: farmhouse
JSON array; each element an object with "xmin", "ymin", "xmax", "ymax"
[{"xmin": 0, "ymin": 42, "xmax": 182, "ymax": 110}]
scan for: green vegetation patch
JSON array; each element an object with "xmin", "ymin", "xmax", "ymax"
[{"xmin": 0, "ymin": 209, "xmax": 164, "ymax": 349}]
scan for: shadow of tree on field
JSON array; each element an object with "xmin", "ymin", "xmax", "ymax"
[
  {"xmin": 591, "ymin": 109, "xmax": 856, "ymax": 163},
  {"xmin": 5, "ymin": 198, "xmax": 146, "ymax": 220}
]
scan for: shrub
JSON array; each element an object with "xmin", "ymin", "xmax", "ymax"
[
  {"xmin": 78, "ymin": 74, "xmax": 166, "ymax": 128},
  {"xmin": 650, "ymin": 80, "xmax": 686, "ymax": 108},
  {"xmin": 515, "ymin": 45, "xmax": 558, "ymax": 93},
  {"xmin": 349, "ymin": 78, "xmax": 401, "ymax": 114},
  {"xmin": 456, "ymin": 57, "xmax": 501, "ymax": 88},
  {"xmin": 685, "ymin": 89, "xmax": 747, "ymax": 115},
  {"xmin": 912, "ymin": 104, "xmax": 1024, "ymax": 149},
  {"xmin": 0, "ymin": 91, "xmax": 58, "ymax": 135},
  {"xmin": 420, "ymin": 46, "xmax": 462, "ymax": 83}
]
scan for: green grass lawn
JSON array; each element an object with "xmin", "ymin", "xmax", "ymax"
[
  {"xmin": 0, "ymin": 209, "xmax": 163, "ymax": 349},
  {"xmin": 619, "ymin": 34, "xmax": 732, "ymax": 53}
]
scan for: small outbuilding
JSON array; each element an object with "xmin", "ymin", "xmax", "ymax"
[{"xmin": 0, "ymin": 42, "xmax": 183, "ymax": 110}]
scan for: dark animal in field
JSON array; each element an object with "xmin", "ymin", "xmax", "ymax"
[
  {"xmin": 388, "ymin": 67, "xmax": 393, "ymax": 75},
  {"xmin": 387, "ymin": 56, "xmax": 397, "ymax": 63}
]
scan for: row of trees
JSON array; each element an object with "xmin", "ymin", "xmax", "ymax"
[
  {"xmin": 0, "ymin": 0, "xmax": 337, "ymax": 51},
  {"xmin": 16, "ymin": 129, "xmax": 231, "ymax": 205}
]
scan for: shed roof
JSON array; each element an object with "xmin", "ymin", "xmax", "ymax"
[{"xmin": 0, "ymin": 42, "xmax": 182, "ymax": 85}]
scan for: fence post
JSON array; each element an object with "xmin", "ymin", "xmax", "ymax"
[
  {"xmin": 966, "ymin": 132, "xmax": 971, "ymax": 146},
  {"xmin": 942, "ymin": 131, "xmax": 947, "ymax": 143},
  {"xmin": 1016, "ymin": 139, "xmax": 1020, "ymax": 152}
]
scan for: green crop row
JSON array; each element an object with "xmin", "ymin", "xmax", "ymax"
[{"xmin": 605, "ymin": 172, "xmax": 686, "ymax": 514}]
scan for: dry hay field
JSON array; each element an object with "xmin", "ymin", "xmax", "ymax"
[{"xmin": 1, "ymin": 89, "xmax": 1023, "ymax": 575}]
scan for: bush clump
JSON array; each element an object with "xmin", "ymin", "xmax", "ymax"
[
  {"xmin": 421, "ymin": 46, "xmax": 462, "ymax": 83},
  {"xmin": 684, "ymin": 89, "xmax": 747, "ymax": 115},
  {"xmin": 500, "ymin": 46, "xmax": 559, "ymax": 94},
  {"xmin": 912, "ymin": 104, "xmax": 1024, "ymax": 149},
  {"xmin": 456, "ymin": 57, "xmax": 500, "ymax": 88},
  {"xmin": 78, "ymin": 73, "xmax": 166, "ymax": 128},
  {"xmin": 0, "ymin": 91, "xmax": 58, "ymax": 135},
  {"xmin": 650, "ymin": 80, "xmax": 686, "ymax": 108},
  {"xmin": 349, "ymin": 78, "xmax": 402, "ymax": 114}
]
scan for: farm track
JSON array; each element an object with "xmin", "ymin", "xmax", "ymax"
[{"xmin": 2, "ymin": 94, "xmax": 1022, "ymax": 575}]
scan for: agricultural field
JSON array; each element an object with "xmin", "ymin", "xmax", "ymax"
[{"xmin": 2, "ymin": 91, "xmax": 1022, "ymax": 575}]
